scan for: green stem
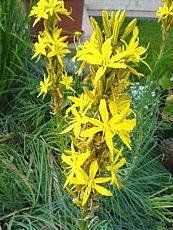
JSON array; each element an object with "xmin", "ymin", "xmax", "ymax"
[
  {"xmin": 56, "ymin": 111, "xmax": 65, "ymax": 154},
  {"xmin": 80, "ymin": 210, "xmax": 88, "ymax": 230},
  {"xmin": 149, "ymin": 31, "xmax": 167, "ymax": 84}
]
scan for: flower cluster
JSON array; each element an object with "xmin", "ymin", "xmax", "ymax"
[
  {"xmin": 156, "ymin": 0, "xmax": 173, "ymax": 35},
  {"xmin": 30, "ymin": 0, "xmax": 71, "ymax": 26},
  {"xmin": 61, "ymin": 11, "xmax": 148, "ymax": 208},
  {"xmin": 30, "ymin": 0, "xmax": 74, "ymax": 113}
]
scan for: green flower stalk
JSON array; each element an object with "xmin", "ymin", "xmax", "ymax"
[
  {"xmin": 156, "ymin": 0, "xmax": 173, "ymax": 121},
  {"xmin": 30, "ymin": 0, "xmax": 74, "ymax": 114},
  {"xmin": 154, "ymin": 0, "xmax": 173, "ymax": 72},
  {"xmin": 61, "ymin": 10, "xmax": 149, "ymax": 228}
]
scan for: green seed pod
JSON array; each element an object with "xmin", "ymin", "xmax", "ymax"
[
  {"xmin": 110, "ymin": 12, "xmax": 115, "ymax": 29},
  {"xmin": 98, "ymin": 79, "xmax": 104, "ymax": 99},
  {"xmin": 114, "ymin": 10, "xmax": 121, "ymax": 22},
  {"xmin": 112, "ymin": 20, "xmax": 120, "ymax": 46},
  {"xmin": 90, "ymin": 66, "xmax": 96, "ymax": 77},
  {"xmin": 83, "ymin": 87, "xmax": 95, "ymax": 100},
  {"xmin": 102, "ymin": 11, "xmax": 112, "ymax": 38},
  {"xmin": 90, "ymin": 17, "xmax": 103, "ymax": 51},
  {"xmin": 118, "ymin": 10, "xmax": 126, "ymax": 29},
  {"xmin": 121, "ymin": 18, "xmax": 137, "ymax": 40}
]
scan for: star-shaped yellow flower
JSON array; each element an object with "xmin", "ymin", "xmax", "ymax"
[
  {"xmin": 29, "ymin": 0, "xmax": 71, "ymax": 26},
  {"xmin": 29, "ymin": 0, "xmax": 49, "ymax": 26},
  {"xmin": 66, "ymin": 89, "xmax": 95, "ymax": 117},
  {"xmin": 157, "ymin": 0, "xmax": 173, "ymax": 20},
  {"xmin": 60, "ymin": 72, "xmax": 75, "ymax": 92},
  {"xmin": 38, "ymin": 74, "xmax": 51, "ymax": 98},
  {"xmin": 71, "ymin": 160, "xmax": 112, "ymax": 207},
  {"xmin": 62, "ymin": 143, "xmax": 91, "ymax": 188},
  {"xmin": 121, "ymin": 27, "xmax": 150, "ymax": 74},
  {"xmin": 106, "ymin": 148, "xmax": 126, "ymax": 188},
  {"xmin": 32, "ymin": 32, "xmax": 49, "ymax": 60},
  {"xmin": 74, "ymin": 36, "xmax": 128, "ymax": 85},
  {"xmin": 47, "ymin": 29, "xmax": 70, "ymax": 66},
  {"xmin": 80, "ymin": 99, "xmax": 136, "ymax": 154},
  {"xmin": 60, "ymin": 108, "xmax": 89, "ymax": 138}
]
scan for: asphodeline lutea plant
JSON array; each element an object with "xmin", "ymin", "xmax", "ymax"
[
  {"xmin": 60, "ymin": 10, "xmax": 149, "ymax": 225},
  {"xmin": 30, "ymin": 0, "xmax": 75, "ymax": 114},
  {"xmin": 156, "ymin": 0, "xmax": 173, "ymax": 37}
]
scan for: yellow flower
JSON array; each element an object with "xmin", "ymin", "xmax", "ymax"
[
  {"xmin": 62, "ymin": 143, "xmax": 91, "ymax": 188},
  {"xmin": 47, "ymin": 29, "xmax": 70, "ymax": 66},
  {"xmin": 106, "ymin": 148, "xmax": 126, "ymax": 188},
  {"xmin": 46, "ymin": 0, "xmax": 63, "ymax": 17},
  {"xmin": 71, "ymin": 160, "xmax": 112, "ymax": 207},
  {"xmin": 32, "ymin": 29, "xmax": 70, "ymax": 63},
  {"xmin": 60, "ymin": 108, "xmax": 89, "ymax": 138},
  {"xmin": 121, "ymin": 27, "xmax": 150, "ymax": 75},
  {"xmin": 156, "ymin": 0, "xmax": 173, "ymax": 32},
  {"xmin": 38, "ymin": 74, "xmax": 51, "ymax": 98},
  {"xmin": 157, "ymin": 1, "xmax": 173, "ymax": 21},
  {"xmin": 54, "ymin": 0, "xmax": 72, "ymax": 21},
  {"xmin": 30, "ymin": 0, "xmax": 71, "ymax": 26},
  {"xmin": 80, "ymin": 99, "xmax": 136, "ymax": 153},
  {"xmin": 29, "ymin": 0, "xmax": 49, "ymax": 26},
  {"xmin": 66, "ymin": 89, "xmax": 95, "ymax": 116},
  {"xmin": 108, "ymin": 93, "xmax": 132, "ymax": 116},
  {"xmin": 74, "ymin": 36, "xmax": 128, "ymax": 85},
  {"xmin": 32, "ymin": 32, "xmax": 49, "ymax": 60},
  {"xmin": 60, "ymin": 72, "xmax": 75, "ymax": 92}
]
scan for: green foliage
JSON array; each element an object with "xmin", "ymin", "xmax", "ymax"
[
  {"xmin": 159, "ymin": 72, "xmax": 173, "ymax": 90},
  {"xmin": 0, "ymin": 0, "xmax": 30, "ymax": 108}
]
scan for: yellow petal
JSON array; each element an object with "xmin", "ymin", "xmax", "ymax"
[
  {"xmin": 113, "ymin": 158, "xmax": 126, "ymax": 170},
  {"xmin": 78, "ymin": 54, "xmax": 102, "ymax": 65},
  {"xmin": 61, "ymin": 154, "xmax": 72, "ymax": 166},
  {"xmin": 109, "ymin": 100, "xmax": 118, "ymax": 117},
  {"xmin": 109, "ymin": 103, "xmax": 130, "ymax": 125},
  {"xmin": 105, "ymin": 128, "xmax": 114, "ymax": 155},
  {"xmin": 89, "ymin": 160, "xmax": 98, "ymax": 180},
  {"xmin": 73, "ymin": 123, "xmax": 81, "ymax": 138},
  {"xmin": 99, "ymin": 99, "xmax": 109, "ymax": 123},
  {"xmin": 69, "ymin": 177, "xmax": 86, "ymax": 185},
  {"xmin": 64, "ymin": 171, "xmax": 75, "ymax": 188},
  {"xmin": 94, "ymin": 184, "xmax": 112, "ymax": 196},
  {"xmin": 118, "ymin": 132, "xmax": 131, "ymax": 150},
  {"xmin": 82, "ymin": 185, "xmax": 92, "ymax": 207},
  {"xmin": 60, "ymin": 123, "xmax": 75, "ymax": 135},
  {"xmin": 94, "ymin": 177, "xmax": 111, "ymax": 183},
  {"xmin": 80, "ymin": 127, "xmax": 102, "ymax": 138},
  {"xmin": 101, "ymin": 37, "xmax": 112, "ymax": 60},
  {"xmin": 112, "ymin": 119, "xmax": 136, "ymax": 132},
  {"xmin": 88, "ymin": 117, "xmax": 103, "ymax": 127},
  {"xmin": 94, "ymin": 66, "xmax": 106, "ymax": 86},
  {"xmin": 114, "ymin": 147, "xmax": 123, "ymax": 163},
  {"xmin": 108, "ymin": 62, "xmax": 127, "ymax": 69},
  {"xmin": 76, "ymin": 170, "xmax": 87, "ymax": 184},
  {"xmin": 110, "ymin": 173, "xmax": 121, "ymax": 189},
  {"xmin": 110, "ymin": 50, "xmax": 130, "ymax": 62},
  {"xmin": 77, "ymin": 150, "xmax": 91, "ymax": 166}
]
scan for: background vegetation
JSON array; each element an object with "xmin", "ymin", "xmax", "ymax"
[{"xmin": 0, "ymin": 1, "xmax": 173, "ymax": 229}]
